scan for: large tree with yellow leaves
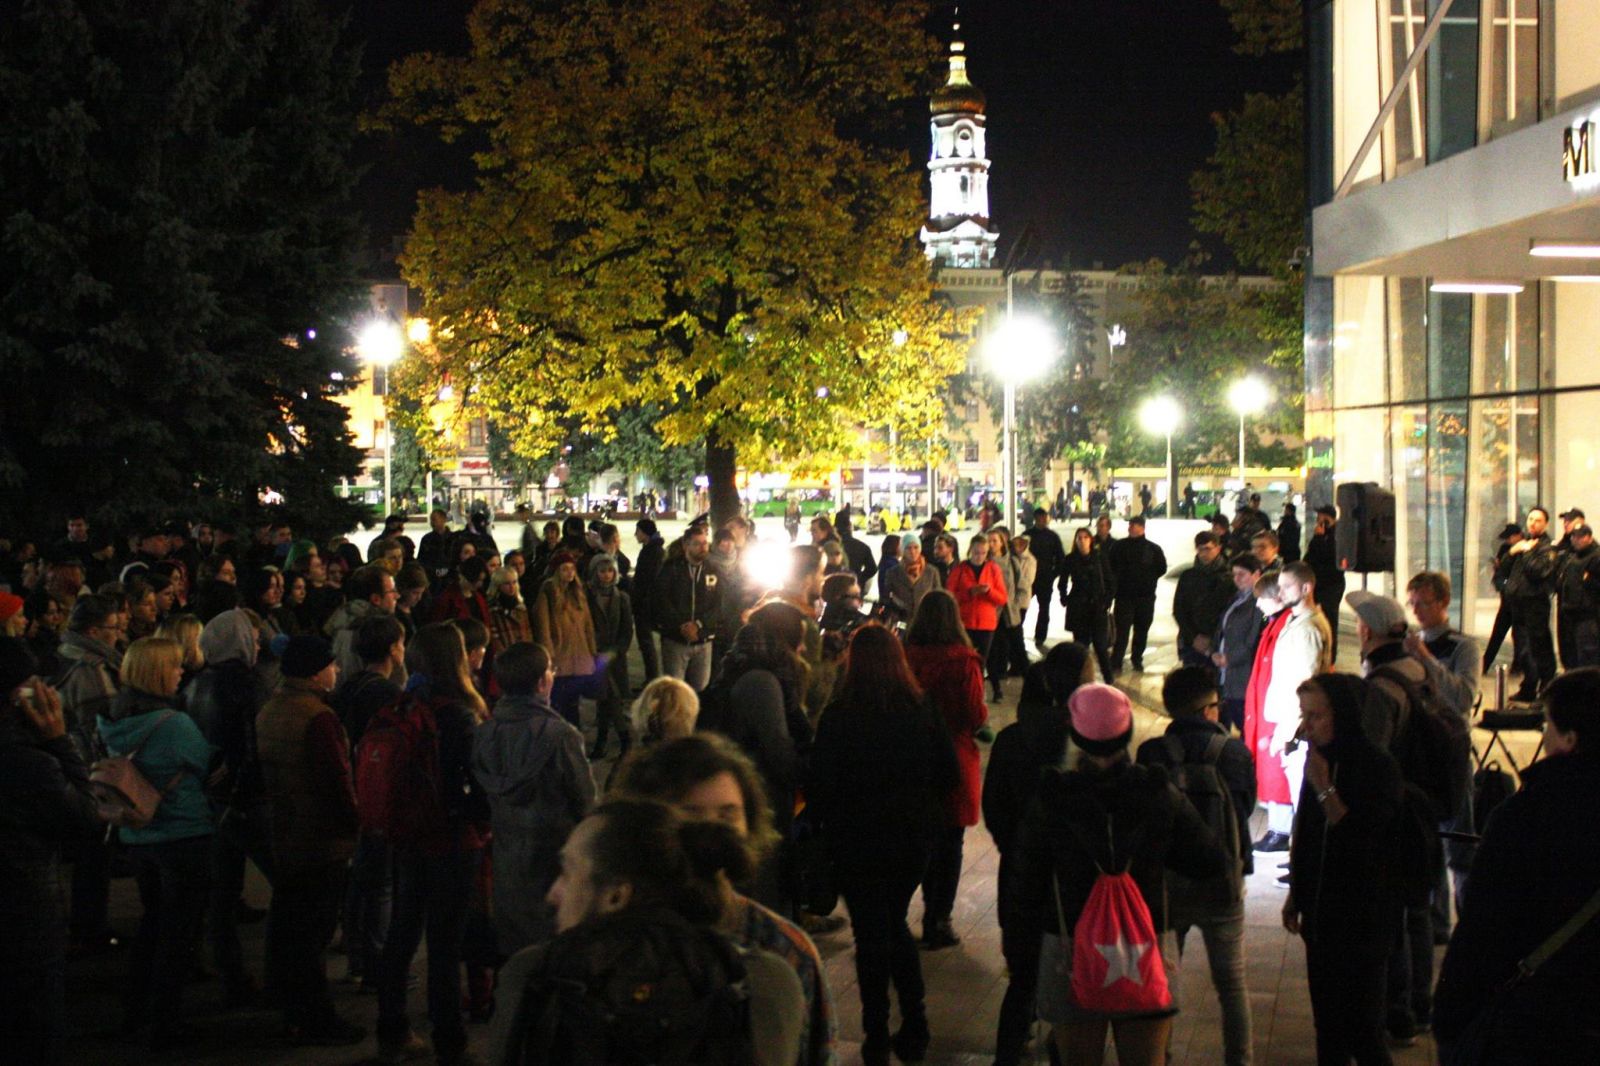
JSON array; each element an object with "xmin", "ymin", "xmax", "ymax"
[{"xmin": 385, "ymin": 0, "xmax": 969, "ymax": 525}]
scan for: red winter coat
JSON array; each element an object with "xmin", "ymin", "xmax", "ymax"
[
  {"xmin": 946, "ymin": 559, "xmax": 1008, "ymax": 633},
  {"xmin": 905, "ymin": 642, "xmax": 988, "ymax": 826},
  {"xmin": 1243, "ymin": 609, "xmax": 1292, "ymax": 805}
]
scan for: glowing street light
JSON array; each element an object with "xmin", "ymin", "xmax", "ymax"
[
  {"xmin": 1227, "ymin": 376, "xmax": 1271, "ymax": 490},
  {"xmin": 986, "ymin": 314, "xmax": 1057, "ymax": 529},
  {"xmin": 359, "ymin": 320, "xmax": 406, "ymax": 519},
  {"xmin": 1138, "ymin": 395, "xmax": 1182, "ymax": 519}
]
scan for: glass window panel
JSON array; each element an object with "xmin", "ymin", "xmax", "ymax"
[
  {"xmin": 1392, "ymin": 405, "xmax": 1429, "ymax": 585},
  {"xmin": 1427, "ymin": 0, "xmax": 1480, "ymax": 163},
  {"xmin": 1476, "ymin": 294, "xmax": 1511, "ymax": 393},
  {"xmin": 1305, "ymin": 278, "xmax": 1335, "ymax": 411},
  {"xmin": 1388, "ymin": 0, "xmax": 1429, "ymax": 167},
  {"xmin": 1513, "ymin": 288, "xmax": 1537, "ymax": 391},
  {"xmin": 1334, "ymin": 0, "xmax": 1385, "ymax": 189},
  {"xmin": 1428, "ymin": 402, "xmax": 1469, "ymax": 628},
  {"xmin": 1468, "ymin": 396, "xmax": 1514, "ymax": 634},
  {"xmin": 1486, "ymin": 0, "xmax": 1539, "ymax": 133},
  {"xmin": 1388, "ymin": 278, "xmax": 1428, "ymax": 401},
  {"xmin": 1553, "ymin": 2, "xmax": 1600, "ymax": 108},
  {"xmin": 1553, "ymin": 282, "xmax": 1600, "ymax": 388},
  {"xmin": 1427, "ymin": 290, "xmax": 1472, "ymax": 398},
  {"xmin": 1335, "ymin": 276, "xmax": 1388, "ymax": 408}
]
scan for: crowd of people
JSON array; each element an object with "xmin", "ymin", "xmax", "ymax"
[{"xmin": 1, "ymin": 498, "xmax": 1597, "ymax": 1065}]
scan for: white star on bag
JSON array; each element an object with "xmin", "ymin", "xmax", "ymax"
[{"xmin": 1095, "ymin": 934, "xmax": 1149, "ymax": 987}]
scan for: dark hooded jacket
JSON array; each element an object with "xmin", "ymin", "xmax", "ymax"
[
  {"xmin": 184, "ymin": 607, "xmax": 265, "ymax": 807},
  {"xmin": 472, "ymin": 691, "xmax": 596, "ymax": 954},
  {"xmin": 982, "ymin": 644, "xmax": 1086, "ymax": 926},
  {"xmin": 697, "ymin": 626, "xmax": 812, "ymax": 833},
  {"xmin": 1286, "ymin": 673, "xmax": 1404, "ymax": 943},
  {"xmin": 1434, "ymin": 749, "xmax": 1600, "ymax": 1059}
]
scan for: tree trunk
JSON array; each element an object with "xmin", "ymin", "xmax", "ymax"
[{"xmin": 705, "ymin": 430, "xmax": 739, "ymax": 529}]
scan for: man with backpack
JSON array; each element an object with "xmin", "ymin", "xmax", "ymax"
[
  {"xmin": 1136, "ymin": 667, "xmax": 1255, "ymax": 1066},
  {"xmin": 1348, "ymin": 590, "xmax": 1468, "ymax": 1047},
  {"xmin": 486, "ymin": 798, "xmax": 805, "ymax": 1066}
]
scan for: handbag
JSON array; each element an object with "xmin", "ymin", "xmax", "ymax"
[
  {"xmin": 89, "ymin": 711, "xmax": 186, "ymax": 829},
  {"xmin": 1439, "ymin": 882, "xmax": 1600, "ymax": 1066}
]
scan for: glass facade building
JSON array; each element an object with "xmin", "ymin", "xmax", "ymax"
[{"xmin": 1308, "ymin": 0, "xmax": 1600, "ymax": 631}]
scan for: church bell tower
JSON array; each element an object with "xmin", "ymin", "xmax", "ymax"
[{"xmin": 919, "ymin": 13, "xmax": 998, "ymax": 269}]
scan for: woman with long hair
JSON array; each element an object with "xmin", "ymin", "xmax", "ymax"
[
  {"xmin": 946, "ymin": 533, "xmax": 1008, "ymax": 696},
  {"xmin": 808, "ymin": 624, "xmax": 959, "ymax": 1066},
  {"xmin": 1061, "ymin": 527, "xmax": 1116, "ymax": 681},
  {"xmin": 903, "ymin": 590, "xmax": 987, "ymax": 951},
  {"xmin": 96, "ymin": 636, "xmax": 217, "ymax": 1052},
  {"xmin": 376, "ymin": 623, "xmax": 489, "ymax": 1066},
  {"xmin": 529, "ymin": 551, "xmax": 599, "ymax": 728},
  {"xmin": 485, "ymin": 567, "xmax": 532, "ymax": 656}
]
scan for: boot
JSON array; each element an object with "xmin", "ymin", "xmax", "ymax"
[
  {"xmin": 892, "ymin": 1013, "xmax": 931, "ymax": 1062},
  {"xmin": 587, "ymin": 722, "xmax": 609, "ymax": 761},
  {"xmin": 989, "ymin": 678, "xmax": 1003, "ymax": 702}
]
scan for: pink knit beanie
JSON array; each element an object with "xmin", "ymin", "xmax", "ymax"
[{"xmin": 1068, "ymin": 682, "xmax": 1133, "ymax": 754}]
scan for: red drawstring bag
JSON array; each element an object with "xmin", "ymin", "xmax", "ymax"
[{"xmin": 1053, "ymin": 819, "xmax": 1172, "ymax": 1015}]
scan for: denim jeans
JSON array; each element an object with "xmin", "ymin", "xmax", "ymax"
[
  {"xmin": 377, "ymin": 848, "xmax": 480, "ymax": 1057},
  {"xmin": 268, "ymin": 863, "xmax": 349, "ymax": 1027},
  {"xmin": 342, "ymin": 832, "xmax": 393, "ymax": 982},
  {"xmin": 1386, "ymin": 903, "xmax": 1434, "ymax": 1034},
  {"xmin": 1176, "ymin": 903, "xmax": 1253, "ymax": 1065},
  {"xmin": 660, "ymin": 638, "xmax": 713, "ymax": 691},
  {"xmin": 839, "ymin": 871, "xmax": 927, "ymax": 1042},
  {"xmin": 125, "ymin": 835, "xmax": 214, "ymax": 1036}
]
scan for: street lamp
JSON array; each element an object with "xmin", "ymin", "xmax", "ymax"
[
  {"xmin": 359, "ymin": 320, "xmax": 404, "ymax": 520},
  {"xmin": 1227, "ymin": 376, "xmax": 1271, "ymax": 490},
  {"xmin": 1138, "ymin": 395, "xmax": 1182, "ymax": 519},
  {"xmin": 985, "ymin": 314, "xmax": 1056, "ymax": 530}
]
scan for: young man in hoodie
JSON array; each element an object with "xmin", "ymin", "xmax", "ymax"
[
  {"xmin": 471, "ymin": 642, "xmax": 596, "ymax": 956},
  {"xmin": 584, "ymin": 554, "xmax": 633, "ymax": 760}
]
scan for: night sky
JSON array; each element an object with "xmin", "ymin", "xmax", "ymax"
[{"xmin": 350, "ymin": 0, "xmax": 1296, "ymax": 275}]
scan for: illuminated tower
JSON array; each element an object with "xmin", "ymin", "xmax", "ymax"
[{"xmin": 919, "ymin": 14, "xmax": 998, "ymax": 268}]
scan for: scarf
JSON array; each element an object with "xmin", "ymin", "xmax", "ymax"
[{"xmin": 903, "ymin": 554, "xmax": 926, "ymax": 582}]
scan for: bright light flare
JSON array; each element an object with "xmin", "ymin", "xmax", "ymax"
[
  {"xmin": 1228, "ymin": 376, "xmax": 1271, "ymax": 417},
  {"xmin": 742, "ymin": 540, "xmax": 794, "ymax": 595},
  {"xmin": 407, "ymin": 318, "xmax": 433, "ymax": 344},
  {"xmin": 1139, "ymin": 395, "xmax": 1182, "ymax": 437},
  {"xmin": 985, "ymin": 314, "xmax": 1056, "ymax": 384},
  {"xmin": 359, "ymin": 321, "xmax": 404, "ymax": 366}
]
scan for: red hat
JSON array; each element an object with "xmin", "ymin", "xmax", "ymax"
[
  {"xmin": 549, "ymin": 551, "xmax": 579, "ymax": 571},
  {"xmin": 1068, "ymin": 683, "xmax": 1134, "ymax": 755},
  {"xmin": 0, "ymin": 591, "xmax": 25, "ymax": 624}
]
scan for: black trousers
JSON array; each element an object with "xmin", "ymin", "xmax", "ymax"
[
  {"xmin": 1510, "ymin": 599, "xmax": 1557, "ymax": 695},
  {"xmin": 1482, "ymin": 598, "xmax": 1514, "ymax": 668},
  {"xmin": 638, "ymin": 627, "xmax": 661, "ymax": 683},
  {"xmin": 1314, "ymin": 585, "xmax": 1345, "ymax": 661},
  {"xmin": 125, "ymin": 836, "xmax": 214, "ymax": 1037},
  {"xmin": 839, "ymin": 869, "xmax": 926, "ymax": 1041},
  {"xmin": 1305, "ymin": 933, "xmax": 1394, "ymax": 1066},
  {"xmin": 1032, "ymin": 587, "xmax": 1054, "ymax": 645},
  {"xmin": 268, "ymin": 863, "xmax": 349, "ymax": 1027},
  {"xmin": 1068, "ymin": 606, "xmax": 1115, "ymax": 681},
  {"xmin": 995, "ymin": 917, "xmax": 1055, "ymax": 1066},
  {"xmin": 1111, "ymin": 596, "xmax": 1156, "ymax": 670},
  {"xmin": 1557, "ymin": 609, "xmax": 1600, "ymax": 670},
  {"xmin": 919, "ymin": 825, "xmax": 965, "ymax": 926}
]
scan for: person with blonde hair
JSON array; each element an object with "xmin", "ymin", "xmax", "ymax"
[
  {"xmin": 631, "ymin": 676, "xmax": 700, "ymax": 744},
  {"xmin": 485, "ymin": 567, "xmax": 531, "ymax": 656},
  {"xmin": 155, "ymin": 614, "xmax": 205, "ymax": 683},
  {"xmin": 96, "ymin": 635, "xmax": 217, "ymax": 1051}
]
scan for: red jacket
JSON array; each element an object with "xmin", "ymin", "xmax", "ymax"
[
  {"xmin": 946, "ymin": 559, "xmax": 1008, "ymax": 632},
  {"xmin": 905, "ymin": 642, "xmax": 988, "ymax": 826}
]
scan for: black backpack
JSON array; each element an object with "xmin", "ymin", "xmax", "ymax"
[
  {"xmin": 1472, "ymin": 760, "xmax": 1517, "ymax": 835},
  {"xmin": 512, "ymin": 905, "xmax": 754, "ymax": 1066},
  {"xmin": 1370, "ymin": 665, "xmax": 1470, "ymax": 819},
  {"xmin": 1160, "ymin": 733, "xmax": 1242, "ymax": 924},
  {"xmin": 1387, "ymin": 780, "xmax": 1446, "ymax": 908}
]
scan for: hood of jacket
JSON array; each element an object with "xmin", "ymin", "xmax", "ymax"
[
  {"xmin": 472, "ymin": 693, "xmax": 567, "ymax": 798},
  {"xmin": 201, "ymin": 607, "xmax": 259, "ymax": 667},
  {"xmin": 322, "ymin": 596, "xmax": 380, "ymax": 639},
  {"xmin": 58, "ymin": 628, "xmax": 121, "ymax": 671},
  {"xmin": 101, "ymin": 685, "xmax": 177, "ymax": 730},
  {"xmin": 586, "ymin": 553, "xmax": 618, "ymax": 585}
]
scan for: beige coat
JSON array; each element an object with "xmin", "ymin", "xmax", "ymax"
[{"xmin": 532, "ymin": 578, "xmax": 598, "ymax": 677}]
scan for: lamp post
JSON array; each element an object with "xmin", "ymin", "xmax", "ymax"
[
  {"xmin": 1138, "ymin": 395, "xmax": 1182, "ymax": 520},
  {"xmin": 1227, "ymin": 376, "xmax": 1270, "ymax": 490},
  {"xmin": 359, "ymin": 321, "xmax": 404, "ymax": 519},
  {"xmin": 985, "ymin": 314, "xmax": 1056, "ymax": 530}
]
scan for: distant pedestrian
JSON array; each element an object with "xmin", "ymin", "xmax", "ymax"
[{"xmin": 1107, "ymin": 516, "xmax": 1168, "ymax": 674}]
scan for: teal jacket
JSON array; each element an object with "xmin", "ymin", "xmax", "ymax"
[{"xmin": 98, "ymin": 689, "xmax": 216, "ymax": 845}]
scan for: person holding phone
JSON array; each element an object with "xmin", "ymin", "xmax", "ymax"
[{"xmin": 0, "ymin": 638, "xmax": 103, "ymax": 1064}]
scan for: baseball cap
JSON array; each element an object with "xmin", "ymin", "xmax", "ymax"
[{"xmin": 1346, "ymin": 590, "xmax": 1408, "ymax": 639}]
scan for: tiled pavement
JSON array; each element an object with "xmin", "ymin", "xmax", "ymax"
[{"xmin": 61, "ymin": 517, "xmax": 1542, "ymax": 1064}]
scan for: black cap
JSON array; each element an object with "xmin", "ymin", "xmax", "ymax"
[
  {"xmin": 1561, "ymin": 508, "xmax": 1586, "ymax": 521},
  {"xmin": 280, "ymin": 635, "xmax": 336, "ymax": 679},
  {"xmin": 1315, "ymin": 505, "xmax": 1337, "ymax": 519},
  {"xmin": 1498, "ymin": 522, "xmax": 1523, "ymax": 540}
]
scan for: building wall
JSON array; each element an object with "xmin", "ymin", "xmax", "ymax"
[{"xmin": 1308, "ymin": 1, "xmax": 1600, "ymax": 631}]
